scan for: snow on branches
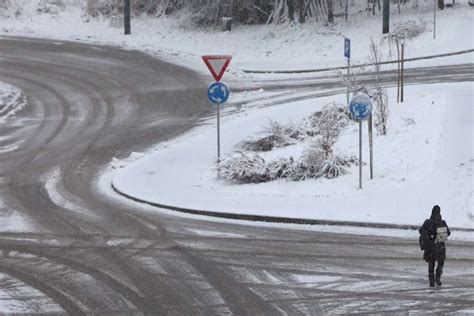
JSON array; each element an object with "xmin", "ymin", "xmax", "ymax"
[
  {"xmin": 239, "ymin": 119, "xmax": 305, "ymax": 152},
  {"xmin": 218, "ymin": 103, "xmax": 357, "ymax": 184}
]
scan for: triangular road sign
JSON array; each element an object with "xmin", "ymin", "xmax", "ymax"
[{"xmin": 202, "ymin": 55, "xmax": 232, "ymax": 81}]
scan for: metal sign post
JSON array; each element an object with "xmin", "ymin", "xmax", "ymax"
[
  {"xmin": 124, "ymin": 0, "xmax": 131, "ymax": 35},
  {"xmin": 349, "ymin": 94, "xmax": 373, "ymax": 189},
  {"xmin": 202, "ymin": 55, "xmax": 232, "ymax": 163},
  {"xmin": 401, "ymin": 44, "xmax": 405, "ymax": 103},
  {"xmin": 344, "ymin": 38, "xmax": 351, "ymax": 106},
  {"xmin": 207, "ymin": 82, "xmax": 230, "ymax": 162},
  {"xmin": 368, "ymin": 115, "xmax": 373, "ymax": 179}
]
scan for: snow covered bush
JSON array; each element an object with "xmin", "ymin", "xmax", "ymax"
[
  {"xmin": 0, "ymin": 0, "xmax": 21, "ymax": 17},
  {"xmin": 318, "ymin": 155, "xmax": 357, "ymax": 179},
  {"xmin": 239, "ymin": 119, "xmax": 304, "ymax": 152},
  {"xmin": 37, "ymin": 0, "xmax": 65, "ymax": 14},
  {"xmin": 220, "ymin": 103, "xmax": 356, "ymax": 184},
  {"xmin": 281, "ymin": 161, "xmax": 319, "ymax": 181},
  {"xmin": 305, "ymin": 103, "xmax": 349, "ymax": 137},
  {"xmin": 282, "ymin": 144, "xmax": 325, "ymax": 180},
  {"xmin": 285, "ymin": 140, "xmax": 357, "ymax": 180},
  {"xmin": 391, "ymin": 20, "xmax": 427, "ymax": 41},
  {"xmin": 217, "ymin": 151, "xmax": 292, "ymax": 184},
  {"xmin": 304, "ymin": 103, "xmax": 349, "ymax": 156}
]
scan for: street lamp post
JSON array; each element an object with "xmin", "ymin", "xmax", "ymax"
[
  {"xmin": 383, "ymin": 0, "xmax": 390, "ymax": 34},
  {"xmin": 124, "ymin": 0, "xmax": 131, "ymax": 35}
]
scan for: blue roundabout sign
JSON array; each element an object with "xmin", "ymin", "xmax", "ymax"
[
  {"xmin": 207, "ymin": 82, "xmax": 230, "ymax": 105},
  {"xmin": 349, "ymin": 94, "xmax": 373, "ymax": 121}
]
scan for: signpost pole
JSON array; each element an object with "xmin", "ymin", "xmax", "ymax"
[
  {"xmin": 344, "ymin": 38, "xmax": 351, "ymax": 106},
  {"xmin": 359, "ymin": 120, "xmax": 362, "ymax": 189},
  {"xmin": 347, "ymin": 58, "xmax": 350, "ymax": 106},
  {"xmin": 124, "ymin": 0, "xmax": 131, "ymax": 35},
  {"xmin": 368, "ymin": 115, "xmax": 373, "ymax": 179},
  {"xmin": 401, "ymin": 44, "xmax": 405, "ymax": 103},
  {"xmin": 217, "ymin": 102, "xmax": 221, "ymax": 162},
  {"xmin": 202, "ymin": 55, "xmax": 232, "ymax": 166}
]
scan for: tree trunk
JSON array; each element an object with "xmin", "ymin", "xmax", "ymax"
[
  {"xmin": 327, "ymin": 0, "xmax": 334, "ymax": 23},
  {"xmin": 287, "ymin": 0, "xmax": 295, "ymax": 22},
  {"xmin": 298, "ymin": 0, "xmax": 305, "ymax": 23}
]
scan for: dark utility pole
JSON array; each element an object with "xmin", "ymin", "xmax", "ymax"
[
  {"xmin": 124, "ymin": 0, "xmax": 131, "ymax": 35},
  {"xmin": 327, "ymin": 0, "xmax": 334, "ymax": 23},
  {"xmin": 382, "ymin": 0, "xmax": 390, "ymax": 34}
]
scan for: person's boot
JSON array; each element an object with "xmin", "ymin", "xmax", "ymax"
[
  {"xmin": 429, "ymin": 275, "xmax": 435, "ymax": 287},
  {"xmin": 436, "ymin": 273, "xmax": 442, "ymax": 286}
]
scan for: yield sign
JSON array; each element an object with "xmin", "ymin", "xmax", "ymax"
[{"xmin": 202, "ymin": 55, "xmax": 232, "ymax": 81}]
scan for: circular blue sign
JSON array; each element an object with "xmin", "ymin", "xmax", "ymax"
[
  {"xmin": 349, "ymin": 94, "xmax": 373, "ymax": 121},
  {"xmin": 207, "ymin": 82, "xmax": 230, "ymax": 105}
]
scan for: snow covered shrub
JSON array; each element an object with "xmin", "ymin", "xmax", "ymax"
[
  {"xmin": 301, "ymin": 141, "xmax": 326, "ymax": 169},
  {"xmin": 37, "ymin": 0, "xmax": 65, "ymax": 14},
  {"xmin": 217, "ymin": 151, "xmax": 291, "ymax": 184},
  {"xmin": 239, "ymin": 119, "xmax": 304, "ymax": 152},
  {"xmin": 86, "ymin": 0, "xmax": 164, "ymax": 17},
  {"xmin": 188, "ymin": 2, "xmax": 220, "ymax": 26},
  {"xmin": 305, "ymin": 104, "xmax": 349, "ymax": 156},
  {"xmin": 240, "ymin": 135, "xmax": 279, "ymax": 152},
  {"xmin": 285, "ymin": 140, "xmax": 357, "ymax": 180},
  {"xmin": 305, "ymin": 103, "xmax": 349, "ymax": 137},
  {"xmin": 282, "ymin": 161, "xmax": 320, "ymax": 181},
  {"xmin": 281, "ymin": 143, "xmax": 324, "ymax": 181},
  {"xmin": 391, "ymin": 20, "xmax": 427, "ymax": 41},
  {"xmin": 318, "ymin": 155, "xmax": 357, "ymax": 179},
  {"xmin": 262, "ymin": 119, "xmax": 305, "ymax": 142}
]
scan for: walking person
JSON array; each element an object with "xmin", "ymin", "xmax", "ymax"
[{"xmin": 419, "ymin": 205, "xmax": 451, "ymax": 287}]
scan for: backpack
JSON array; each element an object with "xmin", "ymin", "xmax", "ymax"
[
  {"xmin": 419, "ymin": 229, "xmax": 429, "ymax": 250},
  {"xmin": 419, "ymin": 227, "xmax": 435, "ymax": 251}
]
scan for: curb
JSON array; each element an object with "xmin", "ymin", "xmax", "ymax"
[
  {"xmin": 112, "ymin": 183, "xmax": 474, "ymax": 233},
  {"xmin": 241, "ymin": 49, "xmax": 474, "ymax": 74}
]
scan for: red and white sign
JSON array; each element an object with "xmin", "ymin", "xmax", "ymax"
[{"xmin": 202, "ymin": 55, "xmax": 232, "ymax": 82}]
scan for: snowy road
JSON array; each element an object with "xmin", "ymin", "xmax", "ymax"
[{"xmin": 0, "ymin": 37, "xmax": 472, "ymax": 314}]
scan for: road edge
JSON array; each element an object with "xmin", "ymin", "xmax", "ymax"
[{"xmin": 111, "ymin": 182, "xmax": 473, "ymax": 233}]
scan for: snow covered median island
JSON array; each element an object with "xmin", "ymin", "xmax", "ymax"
[{"xmin": 110, "ymin": 82, "xmax": 473, "ymax": 230}]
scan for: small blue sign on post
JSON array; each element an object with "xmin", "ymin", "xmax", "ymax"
[
  {"xmin": 344, "ymin": 38, "xmax": 351, "ymax": 58},
  {"xmin": 349, "ymin": 94, "xmax": 372, "ymax": 121},
  {"xmin": 349, "ymin": 93, "xmax": 373, "ymax": 190},
  {"xmin": 207, "ymin": 82, "xmax": 230, "ymax": 104}
]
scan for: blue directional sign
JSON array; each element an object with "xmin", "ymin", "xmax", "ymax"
[
  {"xmin": 344, "ymin": 38, "xmax": 351, "ymax": 58},
  {"xmin": 349, "ymin": 94, "xmax": 372, "ymax": 121},
  {"xmin": 207, "ymin": 81, "xmax": 230, "ymax": 104}
]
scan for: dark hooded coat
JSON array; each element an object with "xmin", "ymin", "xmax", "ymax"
[{"xmin": 419, "ymin": 209, "xmax": 451, "ymax": 262}]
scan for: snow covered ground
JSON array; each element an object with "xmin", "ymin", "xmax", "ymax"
[
  {"xmin": 110, "ymin": 83, "xmax": 473, "ymax": 232},
  {"xmin": 0, "ymin": 1, "xmax": 472, "ymax": 77}
]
